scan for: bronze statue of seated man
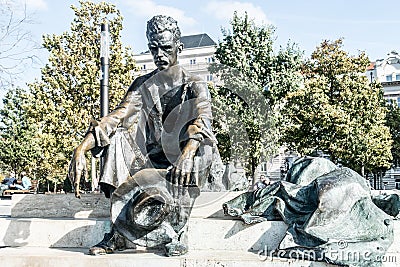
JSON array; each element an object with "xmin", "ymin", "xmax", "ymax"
[{"xmin": 68, "ymin": 15, "xmax": 219, "ymax": 256}]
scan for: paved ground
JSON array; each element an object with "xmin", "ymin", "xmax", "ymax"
[
  {"xmin": 0, "ymin": 247, "xmax": 337, "ymax": 267},
  {"xmin": 0, "ymin": 197, "xmax": 11, "ymax": 216}
]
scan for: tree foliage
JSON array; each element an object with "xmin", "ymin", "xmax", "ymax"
[
  {"xmin": 0, "ymin": 0, "xmax": 39, "ymax": 89},
  {"xmin": 26, "ymin": 0, "xmax": 137, "ymax": 183},
  {"xmin": 0, "ymin": 87, "xmax": 41, "ymax": 176},
  {"xmin": 209, "ymin": 12, "xmax": 303, "ymax": 177},
  {"xmin": 386, "ymin": 103, "xmax": 400, "ymax": 168},
  {"xmin": 281, "ymin": 39, "xmax": 392, "ymax": 174}
]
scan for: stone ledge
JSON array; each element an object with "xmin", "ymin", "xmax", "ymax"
[
  {"xmin": 0, "ymin": 247, "xmax": 339, "ymax": 267},
  {"xmin": 10, "ymin": 194, "xmax": 111, "ymax": 218},
  {"xmin": 10, "ymin": 192, "xmax": 243, "ymax": 219},
  {"xmin": 0, "ymin": 217, "xmax": 287, "ymax": 252},
  {"xmin": 1, "ymin": 216, "xmax": 399, "ymax": 254}
]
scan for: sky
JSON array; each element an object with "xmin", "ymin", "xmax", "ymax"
[{"xmin": 2, "ymin": 0, "xmax": 400, "ymax": 102}]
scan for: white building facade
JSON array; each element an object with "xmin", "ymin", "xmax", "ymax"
[
  {"xmin": 367, "ymin": 50, "xmax": 400, "ymax": 106},
  {"xmin": 367, "ymin": 50, "xmax": 400, "ymax": 189},
  {"xmin": 134, "ymin": 33, "xmax": 217, "ymax": 83}
]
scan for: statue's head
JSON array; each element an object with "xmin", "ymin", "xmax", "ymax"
[{"xmin": 146, "ymin": 15, "xmax": 183, "ymax": 71}]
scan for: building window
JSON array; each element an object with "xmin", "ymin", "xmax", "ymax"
[
  {"xmin": 190, "ymin": 59, "xmax": 196, "ymax": 65},
  {"xmin": 395, "ymin": 179, "xmax": 400, "ymax": 189},
  {"xmin": 260, "ymin": 162, "xmax": 268, "ymax": 172},
  {"xmin": 387, "ymin": 98, "xmax": 395, "ymax": 105},
  {"xmin": 206, "ymin": 57, "xmax": 215, "ymax": 63},
  {"xmin": 397, "ymin": 97, "xmax": 400, "ymax": 107},
  {"xmin": 396, "ymin": 74, "xmax": 400, "ymax": 81},
  {"xmin": 386, "ymin": 75, "xmax": 393, "ymax": 82},
  {"xmin": 206, "ymin": 74, "xmax": 213, "ymax": 81}
]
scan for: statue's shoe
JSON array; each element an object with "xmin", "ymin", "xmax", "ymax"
[
  {"xmin": 89, "ymin": 230, "xmax": 127, "ymax": 255},
  {"xmin": 164, "ymin": 240, "xmax": 188, "ymax": 257}
]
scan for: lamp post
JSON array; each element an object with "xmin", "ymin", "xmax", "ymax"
[
  {"xmin": 100, "ymin": 21, "xmax": 110, "ymax": 118},
  {"xmin": 91, "ymin": 21, "xmax": 110, "ymax": 191},
  {"xmin": 100, "ymin": 21, "xmax": 110, "ymax": 171}
]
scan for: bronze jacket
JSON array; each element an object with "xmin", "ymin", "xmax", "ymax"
[{"xmin": 88, "ymin": 65, "xmax": 216, "ymax": 191}]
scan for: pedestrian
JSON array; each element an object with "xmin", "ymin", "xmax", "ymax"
[
  {"xmin": 0, "ymin": 172, "xmax": 17, "ymax": 195},
  {"xmin": 253, "ymin": 174, "xmax": 270, "ymax": 191},
  {"xmin": 15, "ymin": 171, "xmax": 32, "ymax": 190}
]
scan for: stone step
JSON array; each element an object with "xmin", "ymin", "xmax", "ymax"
[
  {"xmin": 9, "ymin": 192, "xmax": 243, "ymax": 219},
  {"xmin": 2, "ymin": 192, "xmax": 288, "ymax": 253},
  {"xmin": 1, "ymin": 216, "xmax": 399, "ymax": 254},
  {"xmin": 3, "ymin": 192, "xmax": 400, "ymax": 267},
  {"xmin": 0, "ymin": 247, "xmax": 340, "ymax": 267},
  {"xmin": 0, "ymin": 197, "xmax": 12, "ymax": 217},
  {"xmin": 0, "ymin": 217, "xmax": 287, "ymax": 252},
  {"xmin": 0, "ymin": 247, "xmax": 399, "ymax": 267}
]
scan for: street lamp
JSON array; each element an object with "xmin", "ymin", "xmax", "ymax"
[
  {"xmin": 100, "ymin": 21, "xmax": 110, "ymax": 118},
  {"xmin": 94, "ymin": 21, "xmax": 110, "ymax": 190}
]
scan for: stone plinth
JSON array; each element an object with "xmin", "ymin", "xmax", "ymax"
[
  {"xmin": 2, "ymin": 191, "xmax": 399, "ymax": 267},
  {"xmin": 10, "ymin": 191, "xmax": 243, "ymax": 219},
  {"xmin": 2, "ymin": 192, "xmax": 288, "ymax": 252},
  {"xmin": 11, "ymin": 193, "xmax": 111, "ymax": 218},
  {"xmin": 0, "ymin": 247, "xmax": 337, "ymax": 267},
  {"xmin": 0, "ymin": 217, "xmax": 288, "ymax": 252}
]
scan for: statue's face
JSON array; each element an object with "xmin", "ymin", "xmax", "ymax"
[{"xmin": 148, "ymin": 30, "xmax": 182, "ymax": 71}]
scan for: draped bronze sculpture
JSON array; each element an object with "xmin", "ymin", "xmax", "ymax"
[{"xmin": 224, "ymin": 157, "xmax": 398, "ymax": 267}]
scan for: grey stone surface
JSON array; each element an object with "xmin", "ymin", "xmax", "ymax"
[
  {"xmin": 0, "ymin": 217, "xmax": 287, "ymax": 252},
  {"xmin": 1, "ymin": 216, "xmax": 398, "ymax": 255},
  {"xmin": 5, "ymin": 192, "xmax": 290, "ymax": 252},
  {"xmin": 188, "ymin": 218, "xmax": 287, "ymax": 252},
  {"xmin": 0, "ymin": 198, "xmax": 11, "ymax": 216},
  {"xmin": 0, "ymin": 247, "xmax": 341, "ymax": 267},
  {"xmin": 10, "ymin": 191, "xmax": 243, "ymax": 219},
  {"xmin": 0, "ymin": 218, "xmax": 112, "ymax": 248},
  {"xmin": 11, "ymin": 193, "xmax": 111, "ymax": 218}
]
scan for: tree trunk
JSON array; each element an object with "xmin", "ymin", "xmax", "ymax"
[
  {"xmin": 251, "ymin": 156, "xmax": 257, "ymax": 186},
  {"xmin": 361, "ymin": 164, "xmax": 365, "ymax": 178}
]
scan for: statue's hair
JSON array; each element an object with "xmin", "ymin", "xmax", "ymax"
[{"xmin": 146, "ymin": 15, "xmax": 181, "ymax": 42}]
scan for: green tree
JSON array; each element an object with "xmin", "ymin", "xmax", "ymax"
[
  {"xmin": 0, "ymin": 87, "xmax": 41, "ymax": 176},
  {"xmin": 0, "ymin": 0, "xmax": 39, "ymax": 89},
  {"xmin": 281, "ymin": 39, "xmax": 392, "ymax": 175},
  {"xmin": 209, "ymin": 12, "xmax": 303, "ymax": 179},
  {"xmin": 26, "ymin": 0, "xmax": 137, "ymax": 185},
  {"xmin": 386, "ymin": 103, "xmax": 400, "ymax": 168}
]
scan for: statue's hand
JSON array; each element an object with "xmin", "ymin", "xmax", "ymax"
[
  {"xmin": 172, "ymin": 151, "xmax": 195, "ymax": 186},
  {"xmin": 67, "ymin": 145, "xmax": 88, "ymax": 198},
  {"xmin": 171, "ymin": 139, "xmax": 200, "ymax": 186}
]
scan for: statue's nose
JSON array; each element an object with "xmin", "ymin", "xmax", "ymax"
[{"xmin": 155, "ymin": 47, "xmax": 163, "ymax": 56}]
